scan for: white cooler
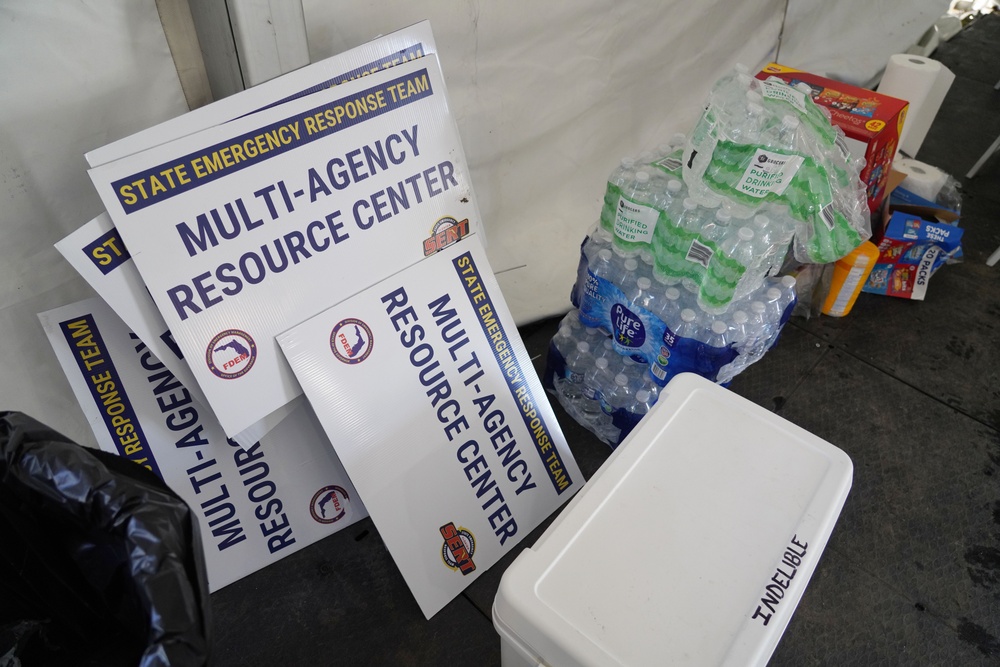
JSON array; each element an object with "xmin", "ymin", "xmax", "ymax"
[{"xmin": 493, "ymin": 373, "xmax": 852, "ymax": 666}]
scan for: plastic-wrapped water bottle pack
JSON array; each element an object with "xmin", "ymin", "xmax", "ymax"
[
  {"xmin": 545, "ymin": 229, "xmax": 796, "ymax": 447},
  {"xmin": 684, "ymin": 65, "xmax": 871, "ymax": 266},
  {"xmin": 546, "ymin": 65, "xmax": 869, "ymax": 446}
]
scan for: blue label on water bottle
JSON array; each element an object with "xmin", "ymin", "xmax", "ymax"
[
  {"xmin": 610, "ymin": 303, "xmax": 646, "ymax": 352},
  {"xmin": 651, "ymin": 326, "xmax": 739, "ymax": 387},
  {"xmin": 579, "ymin": 268, "xmax": 611, "ymax": 328}
]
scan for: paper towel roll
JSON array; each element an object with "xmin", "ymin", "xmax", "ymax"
[
  {"xmin": 894, "ymin": 156, "xmax": 948, "ymax": 202},
  {"xmin": 878, "ymin": 54, "xmax": 955, "ymax": 158}
]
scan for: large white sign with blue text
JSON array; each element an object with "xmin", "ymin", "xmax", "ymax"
[
  {"xmin": 278, "ymin": 236, "xmax": 581, "ymax": 618},
  {"xmin": 39, "ymin": 297, "xmax": 366, "ymax": 592},
  {"xmin": 89, "ymin": 55, "xmax": 481, "ymax": 437}
]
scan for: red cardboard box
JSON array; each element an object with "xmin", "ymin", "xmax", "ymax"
[{"xmin": 756, "ymin": 63, "xmax": 909, "ymax": 216}]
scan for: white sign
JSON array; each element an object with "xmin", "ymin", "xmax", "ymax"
[
  {"xmin": 89, "ymin": 55, "xmax": 482, "ymax": 437},
  {"xmin": 68, "ymin": 25, "xmax": 438, "ymax": 445},
  {"xmin": 277, "ymin": 236, "xmax": 582, "ymax": 618},
  {"xmin": 38, "ymin": 297, "xmax": 366, "ymax": 592},
  {"xmin": 54, "ymin": 212, "xmax": 298, "ymax": 448},
  {"xmin": 86, "ymin": 21, "xmax": 437, "ymax": 167}
]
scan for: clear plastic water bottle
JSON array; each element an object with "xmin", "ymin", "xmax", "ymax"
[
  {"xmin": 762, "ymin": 286, "xmax": 784, "ymax": 322},
  {"xmin": 720, "ymin": 227, "xmax": 756, "ymax": 278},
  {"xmin": 598, "ymin": 373, "xmax": 634, "ymax": 443},
  {"xmin": 628, "ymin": 276, "xmax": 655, "ymax": 312},
  {"xmin": 613, "ymin": 170, "xmax": 657, "ymax": 257},
  {"xmin": 621, "ymin": 388, "xmax": 656, "ymax": 440},
  {"xmin": 674, "ymin": 308, "xmax": 702, "ymax": 341},
  {"xmin": 728, "ymin": 310, "xmax": 750, "ymax": 349},
  {"xmin": 746, "ymin": 300, "xmax": 770, "ymax": 353},
  {"xmin": 582, "ymin": 356, "xmax": 613, "ymax": 420},
  {"xmin": 562, "ymin": 341, "xmax": 594, "ymax": 400},
  {"xmin": 703, "ymin": 209, "xmax": 733, "ymax": 245},
  {"xmin": 617, "ymin": 258, "xmax": 641, "ymax": 294},
  {"xmin": 637, "ymin": 249, "xmax": 656, "ymax": 284},
  {"xmin": 676, "ymin": 198, "xmax": 703, "ymax": 235},
  {"xmin": 778, "ymin": 275, "xmax": 797, "ymax": 321},
  {"xmin": 601, "ymin": 157, "xmax": 636, "ymax": 240},
  {"xmin": 705, "ymin": 319, "xmax": 731, "ymax": 348}
]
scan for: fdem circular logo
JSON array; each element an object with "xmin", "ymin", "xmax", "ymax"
[
  {"xmin": 330, "ymin": 318, "xmax": 373, "ymax": 364},
  {"xmin": 309, "ymin": 485, "xmax": 351, "ymax": 524},
  {"xmin": 206, "ymin": 329, "xmax": 256, "ymax": 379}
]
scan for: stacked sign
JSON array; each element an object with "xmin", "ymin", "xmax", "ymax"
[{"xmin": 45, "ymin": 21, "xmax": 582, "ymax": 615}]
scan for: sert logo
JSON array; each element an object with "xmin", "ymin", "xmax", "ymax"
[
  {"xmin": 423, "ymin": 217, "xmax": 470, "ymax": 256},
  {"xmin": 329, "ymin": 318, "xmax": 373, "ymax": 364},
  {"xmin": 758, "ymin": 154, "xmax": 769, "ymax": 164},
  {"xmin": 440, "ymin": 522, "xmax": 476, "ymax": 575},
  {"xmin": 309, "ymin": 485, "xmax": 351, "ymax": 524},
  {"xmin": 206, "ymin": 329, "xmax": 256, "ymax": 379}
]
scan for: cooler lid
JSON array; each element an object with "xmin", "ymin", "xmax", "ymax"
[{"xmin": 493, "ymin": 373, "xmax": 852, "ymax": 667}]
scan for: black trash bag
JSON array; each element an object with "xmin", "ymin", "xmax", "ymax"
[{"xmin": 0, "ymin": 412, "xmax": 211, "ymax": 666}]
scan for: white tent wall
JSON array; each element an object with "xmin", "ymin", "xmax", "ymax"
[
  {"xmin": 302, "ymin": 0, "xmax": 787, "ymax": 324},
  {"xmin": 0, "ymin": 0, "xmax": 189, "ymax": 445},
  {"xmin": 779, "ymin": 0, "xmax": 950, "ymax": 87},
  {"xmin": 0, "ymin": 0, "xmax": 946, "ymax": 442}
]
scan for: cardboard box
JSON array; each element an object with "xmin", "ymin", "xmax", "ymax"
[
  {"xmin": 861, "ymin": 207, "xmax": 962, "ymax": 301},
  {"xmin": 756, "ymin": 63, "xmax": 909, "ymax": 215}
]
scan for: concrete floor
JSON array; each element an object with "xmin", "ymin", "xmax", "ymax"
[{"xmin": 211, "ymin": 13, "xmax": 1000, "ymax": 665}]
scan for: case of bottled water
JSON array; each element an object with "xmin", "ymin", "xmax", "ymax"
[{"xmin": 551, "ymin": 65, "xmax": 868, "ymax": 446}]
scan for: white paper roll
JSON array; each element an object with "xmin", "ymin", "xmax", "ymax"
[
  {"xmin": 878, "ymin": 54, "xmax": 955, "ymax": 158},
  {"xmin": 894, "ymin": 156, "xmax": 948, "ymax": 202}
]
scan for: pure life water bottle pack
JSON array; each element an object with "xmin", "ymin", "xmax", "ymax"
[{"xmin": 545, "ymin": 65, "xmax": 871, "ymax": 448}]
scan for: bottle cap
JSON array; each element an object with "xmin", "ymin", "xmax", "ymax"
[
  {"xmin": 782, "ymin": 115, "xmax": 800, "ymax": 129},
  {"xmin": 681, "ymin": 308, "xmax": 697, "ymax": 323},
  {"xmin": 635, "ymin": 170, "xmax": 650, "ymax": 183},
  {"xmin": 603, "ymin": 339, "xmax": 614, "ymax": 351},
  {"xmin": 795, "ymin": 82, "xmax": 812, "ymax": 94},
  {"xmin": 712, "ymin": 320, "xmax": 729, "ymax": 335},
  {"xmin": 577, "ymin": 341, "xmax": 590, "ymax": 353},
  {"xmin": 635, "ymin": 390, "xmax": 651, "ymax": 403},
  {"xmin": 624, "ymin": 258, "xmax": 639, "ymax": 271},
  {"xmin": 747, "ymin": 102, "xmax": 764, "ymax": 116},
  {"xmin": 716, "ymin": 210, "xmax": 732, "ymax": 223},
  {"xmin": 665, "ymin": 287, "xmax": 680, "ymax": 301},
  {"xmin": 781, "ymin": 275, "xmax": 797, "ymax": 288},
  {"xmin": 683, "ymin": 198, "xmax": 698, "ymax": 211},
  {"xmin": 586, "ymin": 327, "xmax": 601, "ymax": 335},
  {"xmin": 622, "ymin": 157, "xmax": 636, "ymax": 168},
  {"xmin": 767, "ymin": 287, "xmax": 782, "ymax": 301},
  {"xmin": 640, "ymin": 249, "xmax": 654, "ymax": 264},
  {"xmin": 667, "ymin": 179, "xmax": 683, "ymax": 193},
  {"xmin": 637, "ymin": 277, "xmax": 652, "ymax": 290},
  {"xmin": 615, "ymin": 374, "xmax": 629, "ymax": 387},
  {"xmin": 658, "ymin": 143, "xmax": 672, "ymax": 155},
  {"xmin": 738, "ymin": 227, "xmax": 754, "ymax": 241},
  {"xmin": 753, "ymin": 214, "xmax": 770, "ymax": 228},
  {"xmin": 598, "ymin": 249, "xmax": 613, "ymax": 261},
  {"xmin": 595, "ymin": 357, "xmax": 609, "ymax": 369},
  {"xmin": 751, "ymin": 301, "xmax": 766, "ymax": 315},
  {"xmin": 733, "ymin": 310, "xmax": 748, "ymax": 325}
]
